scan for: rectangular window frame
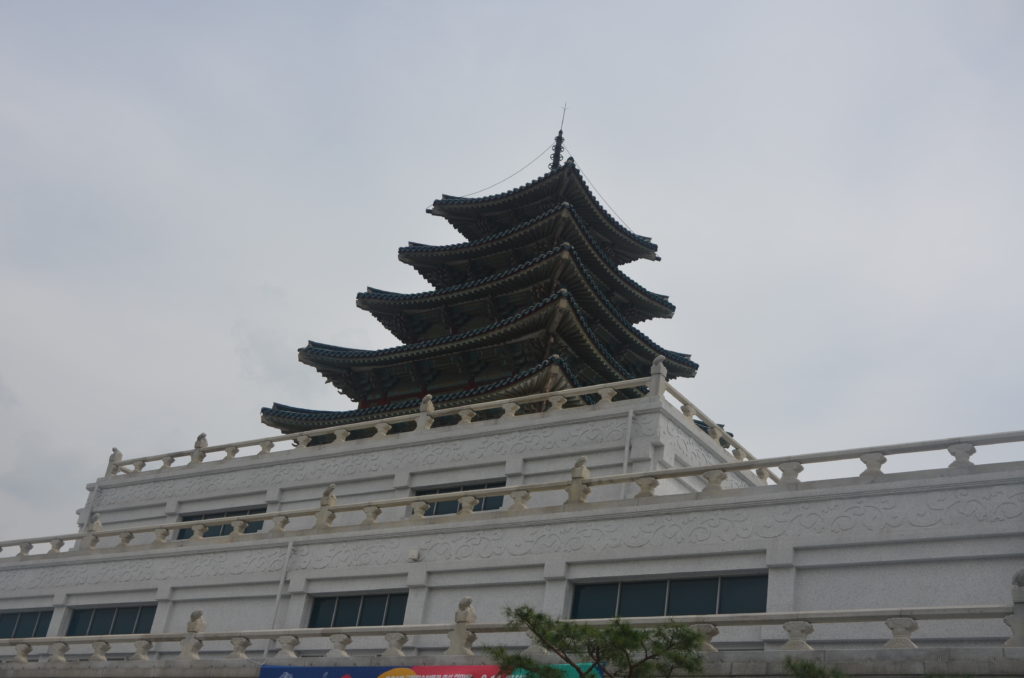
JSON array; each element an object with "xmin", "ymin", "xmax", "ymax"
[
  {"xmin": 308, "ymin": 591, "xmax": 408, "ymax": 628},
  {"xmin": 66, "ymin": 604, "xmax": 157, "ymax": 636},
  {"xmin": 570, "ymin": 574, "xmax": 768, "ymax": 619},
  {"xmin": 176, "ymin": 506, "xmax": 267, "ymax": 540},
  {"xmin": 0, "ymin": 609, "xmax": 52, "ymax": 639}
]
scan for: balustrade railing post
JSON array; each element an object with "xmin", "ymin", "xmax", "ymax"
[
  {"xmin": 410, "ymin": 501, "xmax": 430, "ymax": 518},
  {"xmin": 228, "ymin": 637, "xmax": 251, "ymax": 659},
  {"xmin": 316, "ymin": 484, "xmax": 337, "ymax": 529},
  {"xmin": 883, "ymin": 617, "xmax": 918, "ymax": 648},
  {"xmin": 258, "ymin": 440, "xmax": 274, "ymax": 455},
  {"xmin": 446, "ymin": 597, "xmax": 478, "ymax": 655},
  {"xmin": 383, "ymin": 632, "xmax": 408, "ymax": 657},
  {"xmin": 274, "ymin": 635, "xmax": 299, "ymax": 659},
  {"xmin": 417, "ymin": 394, "xmax": 435, "ymax": 430},
  {"xmin": 90, "ymin": 640, "xmax": 110, "ymax": 661},
  {"xmin": 326, "ymin": 633, "xmax": 353, "ymax": 657},
  {"xmin": 13, "ymin": 643, "xmax": 31, "ymax": 663},
  {"xmin": 106, "ymin": 447, "xmax": 123, "ymax": 477},
  {"xmin": 179, "ymin": 609, "xmax": 206, "ymax": 661},
  {"xmin": 131, "ymin": 639, "xmax": 152, "ymax": 661},
  {"xmin": 634, "ymin": 476, "xmax": 659, "ymax": 498},
  {"xmin": 948, "ymin": 442, "xmax": 976, "ymax": 469},
  {"xmin": 361, "ymin": 505, "xmax": 382, "ymax": 525},
  {"xmin": 700, "ymin": 469, "xmax": 727, "ymax": 496},
  {"xmin": 860, "ymin": 452, "xmax": 887, "ymax": 479},
  {"xmin": 508, "ymin": 490, "xmax": 532, "ymax": 511},
  {"xmin": 564, "ymin": 457, "xmax": 591, "ymax": 505},
  {"xmin": 270, "ymin": 515, "xmax": 290, "ymax": 536},
  {"xmin": 295, "ymin": 434, "xmax": 312, "ymax": 448},
  {"xmin": 778, "ymin": 462, "xmax": 804, "ymax": 489},
  {"xmin": 692, "ymin": 623, "xmax": 719, "ymax": 652},
  {"xmin": 649, "ymin": 355, "xmax": 667, "ymax": 398},
  {"xmin": 781, "ymin": 620, "xmax": 814, "ymax": 650},
  {"xmin": 47, "ymin": 641, "xmax": 68, "ymax": 663},
  {"xmin": 47, "ymin": 538, "xmax": 64, "ymax": 555},
  {"xmin": 154, "ymin": 528, "xmax": 169, "ymax": 544},
  {"xmin": 457, "ymin": 496, "xmax": 479, "ymax": 516}
]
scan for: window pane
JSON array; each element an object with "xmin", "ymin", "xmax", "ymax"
[
  {"xmin": 177, "ymin": 526, "xmax": 194, "ymax": 540},
  {"xmin": 358, "ymin": 595, "xmax": 388, "ymax": 626},
  {"xmin": 619, "ymin": 580, "xmax": 667, "ymax": 617},
  {"xmin": 135, "ymin": 606, "xmax": 156, "ymax": 633},
  {"xmin": 718, "ymin": 575, "xmax": 768, "ymax": 614},
  {"xmin": 90, "ymin": 608, "xmax": 116, "ymax": 635},
  {"xmin": 334, "ymin": 597, "xmax": 360, "ymax": 627},
  {"xmin": 572, "ymin": 583, "xmax": 618, "ymax": 619},
  {"xmin": 384, "ymin": 594, "xmax": 407, "ymax": 626},
  {"xmin": 430, "ymin": 499, "xmax": 458, "ymax": 516},
  {"xmin": 0, "ymin": 614, "xmax": 16, "ymax": 638},
  {"xmin": 111, "ymin": 606, "xmax": 139, "ymax": 635},
  {"xmin": 13, "ymin": 613, "xmax": 37, "ymax": 638},
  {"xmin": 67, "ymin": 610, "xmax": 92, "ymax": 636},
  {"xmin": 34, "ymin": 610, "xmax": 52, "ymax": 637},
  {"xmin": 668, "ymin": 578, "xmax": 719, "ymax": 615},
  {"xmin": 309, "ymin": 598, "xmax": 336, "ymax": 627}
]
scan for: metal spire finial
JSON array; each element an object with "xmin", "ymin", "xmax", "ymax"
[{"xmin": 549, "ymin": 104, "xmax": 567, "ymax": 171}]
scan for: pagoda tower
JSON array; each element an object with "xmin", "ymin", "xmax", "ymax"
[{"xmin": 261, "ymin": 133, "xmax": 698, "ymax": 435}]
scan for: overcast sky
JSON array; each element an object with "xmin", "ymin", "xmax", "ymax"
[{"xmin": 1, "ymin": 1, "xmax": 1022, "ymax": 538}]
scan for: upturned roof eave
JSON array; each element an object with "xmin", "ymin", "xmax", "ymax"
[
  {"xmin": 427, "ymin": 161, "xmax": 658, "ymax": 263},
  {"xmin": 399, "ymin": 203, "xmax": 675, "ymax": 319}
]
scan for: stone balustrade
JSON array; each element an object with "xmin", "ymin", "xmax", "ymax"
[
  {"xmin": 2, "ymin": 424, "xmax": 1023, "ymax": 558},
  {"xmin": 0, "ymin": 579, "xmax": 1021, "ymax": 665}
]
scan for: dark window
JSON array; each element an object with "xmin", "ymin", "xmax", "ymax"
[
  {"xmin": 67, "ymin": 605, "xmax": 156, "ymax": 636},
  {"xmin": 0, "ymin": 610, "xmax": 52, "ymax": 638},
  {"xmin": 309, "ymin": 593, "xmax": 407, "ymax": 628},
  {"xmin": 177, "ymin": 506, "xmax": 266, "ymax": 539},
  {"xmin": 572, "ymin": 575, "xmax": 767, "ymax": 618},
  {"xmin": 414, "ymin": 481, "xmax": 505, "ymax": 516}
]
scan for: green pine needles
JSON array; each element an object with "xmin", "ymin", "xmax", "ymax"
[{"xmin": 487, "ymin": 606, "xmax": 704, "ymax": 678}]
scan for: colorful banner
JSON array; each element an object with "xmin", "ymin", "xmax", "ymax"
[{"xmin": 258, "ymin": 664, "xmax": 597, "ymax": 678}]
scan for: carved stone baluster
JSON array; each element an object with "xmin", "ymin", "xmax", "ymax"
[
  {"xmin": 680, "ymin": 403, "xmax": 696, "ymax": 421},
  {"xmin": 270, "ymin": 515, "xmax": 290, "ymax": 536},
  {"xmin": 17, "ymin": 542, "xmax": 32, "ymax": 557},
  {"xmin": 258, "ymin": 440, "xmax": 274, "ymax": 455},
  {"xmin": 449, "ymin": 495, "xmax": 476, "ymax": 516},
  {"xmin": 883, "ymin": 617, "xmax": 919, "ymax": 648},
  {"xmin": 948, "ymin": 442, "xmax": 976, "ymax": 469},
  {"xmin": 106, "ymin": 447, "xmax": 124, "ymax": 477},
  {"xmin": 508, "ymin": 490, "xmax": 532, "ymax": 511},
  {"xmin": 361, "ymin": 505, "xmax": 382, "ymax": 525},
  {"xmin": 383, "ymin": 632, "xmax": 408, "ymax": 657},
  {"xmin": 153, "ymin": 528, "xmax": 169, "ymax": 544},
  {"xmin": 326, "ymin": 633, "xmax": 352, "ymax": 657},
  {"xmin": 132, "ymin": 460, "xmax": 146, "ymax": 473},
  {"xmin": 417, "ymin": 394, "xmax": 436, "ymax": 430},
  {"xmin": 295, "ymin": 434, "xmax": 312, "ymax": 447},
  {"xmin": 179, "ymin": 610, "xmax": 206, "ymax": 660},
  {"xmin": 502, "ymin": 402, "xmax": 521, "ymax": 418},
  {"xmin": 90, "ymin": 640, "xmax": 110, "ymax": 661},
  {"xmin": 274, "ymin": 635, "xmax": 299, "ymax": 659},
  {"xmin": 860, "ymin": 452, "xmax": 887, "ymax": 479},
  {"xmin": 230, "ymin": 519, "xmax": 248, "ymax": 537},
  {"xmin": 12, "ymin": 643, "xmax": 31, "ymax": 663},
  {"xmin": 547, "ymin": 395, "xmax": 567, "ymax": 410},
  {"xmin": 130, "ymin": 639, "xmax": 152, "ymax": 661},
  {"xmin": 691, "ymin": 623, "xmax": 719, "ymax": 652},
  {"xmin": 190, "ymin": 524, "xmax": 207, "ymax": 541},
  {"xmin": 706, "ymin": 425, "xmax": 723, "ymax": 445},
  {"xmin": 731, "ymin": 447, "xmax": 744, "ymax": 461},
  {"xmin": 634, "ymin": 477, "xmax": 659, "ymax": 498},
  {"xmin": 47, "ymin": 539, "xmax": 64, "ymax": 554},
  {"xmin": 596, "ymin": 387, "xmax": 617, "ymax": 406},
  {"xmin": 446, "ymin": 597, "xmax": 477, "ymax": 655},
  {"xmin": 457, "ymin": 409, "xmax": 476, "ymax": 425},
  {"xmin": 189, "ymin": 448, "xmax": 207, "ymax": 465},
  {"xmin": 47, "ymin": 641, "xmax": 69, "ymax": 663},
  {"xmin": 778, "ymin": 462, "xmax": 804, "ymax": 489},
  {"xmin": 316, "ymin": 484, "xmax": 337, "ymax": 529},
  {"xmin": 564, "ymin": 457, "xmax": 591, "ymax": 505},
  {"xmin": 1005, "ymin": 569, "xmax": 1024, "ymax": 647},
  {"xmin": 781, "ymin": 620, "xmax": 814, "ymax": 650},
  {"xmin": 228, "ymin": 637, "xmax": 251, "ymax": 659},
  {"xmin": 755, "ymin": 467, "xmax": 769, "ymax": 480},
  {"xmin": 161, "ymin": 455, "xmax": 175, "ymax": 469},
  {"xmin": 84, "ymin": 513, "xmax": 102, "ymax": 550},
  {"xmin": 410, "ymin": 501, "xmax": 430, "ymax": 518},
  {"xmin": 333, "ymin": 429, "xmax": 351, "ymax": 443},
  {"xmin": 118, "ymin": 531, "xmax": 134, "ymax": 547},
  {"xmin": 224, "ymin": 445, "xmax": 239, "ymax": 459},
  {"xmin": 701, "ymin": 469, "xmax": 727, "ymax": 496},
  {"xmin": 374, "ymin": 423, "xmax": 392, "ymax": 438},
  {"xmin": 649, "ymin": 355, "xmax": 667, "ymax": 397}
]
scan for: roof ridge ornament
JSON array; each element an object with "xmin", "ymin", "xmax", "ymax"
[{"xmin": 549, "ymin": 128, "xmax": 565, "ymax": 171}]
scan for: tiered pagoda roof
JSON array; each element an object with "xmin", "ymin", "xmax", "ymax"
[{"xmin": 262, "ymin": 134, "xmax": 697, "ymax": 434}]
